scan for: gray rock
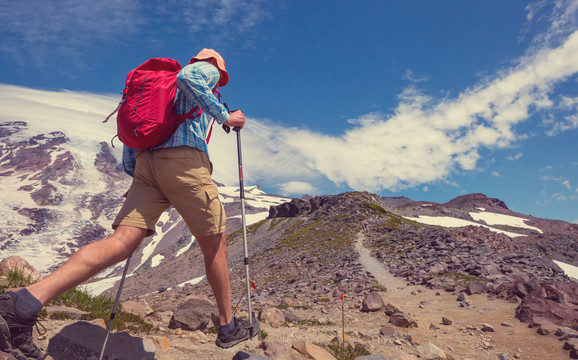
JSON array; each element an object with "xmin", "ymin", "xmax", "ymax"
[
  {"xmin": 557, "ymin": 327, "xmax": 578, "ymax": 339},
  {"xmin": 354, "ymin": 355, "xmax": 390, "ymax": 360},
  {"xmin": 258, "ymin": 307, "xmax": 286, "ymax": 328},
  {"xmin": 261, "ymin": 340, "xmax": 287, "ymax": 359},
  {"xmin": 441, "ymin": 317, "xmax": 452, "ymax": 325},
  {"xmin": 389, "ymin": 312, "xmax": 418, "ymax": 328},
  {"xmin": 362, "ymin": 292, "xmax": 385, "ymax": 312},
  {"xmin": 46, "ymin": 321, "xmax": 155, "ymax": 360},
  {"xmin": 416, "ymin": 342, "xmax": 446, "ymax": 360},
  {"xmin": 233, "ymin": 351, "xmax": 272, "ymax": 360},
  {"xmin": 466, "ymin": 281, "xmax": 486, "ymax": 295},
  {"xmin": 380, "ymin": 325, "xmax": 396, "ymax": 337},
  {"xmin": 282, "ymin": 311, "xmax": 301, "ymax": 323},
  {"xmin": 384, "ymin": 303, "xmax": 401, "ymax": 316},
  {"xmin": 168, "ymin": 298, "xmax": 217, "ymax": 331}
]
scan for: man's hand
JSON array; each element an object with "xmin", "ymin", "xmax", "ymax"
[{"xmin": 224, "ymin": 110, "xmax": 245, "ymax": 129}]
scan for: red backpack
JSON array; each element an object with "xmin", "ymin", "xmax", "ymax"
[{"xmin": 104, "ymin": 58, "xmax": 203, "ymax": 149}]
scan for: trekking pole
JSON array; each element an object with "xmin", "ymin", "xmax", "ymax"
[
  {"xmin": 234, "ymin": 125, "xmax": 253, "ymax": 325},
  {"xmin": 99, "ymin": 255, "xmax": 132, "ymax": 360},
  {"xmin": 222, "ymin": 104, "xmax": 253, "ymax": 326}
]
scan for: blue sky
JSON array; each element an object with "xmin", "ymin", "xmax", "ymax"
[{"xmin": 0, "ymin": 0, "xmax": 577, "ymax": 223}]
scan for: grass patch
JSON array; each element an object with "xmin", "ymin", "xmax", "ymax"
[
  {"xmin": 369, "ymin": 280, "xmax": 387, "ymax": 292},
  {"xmin": 325, "ymin": 342, "xmax": 371, "ymax": 360},
  {"xmin": 51, "ymin": 287, "xmax": 153, "ymax": 333},
  {"xmin": 258, "ymin": 329, "xmax": 268, "ymax": 340},
  {"xmin": 0, "ymin": 269, "xmax": 35, "ymax": 291},
  {"xmin": 1, "ymin": 269, "xmax": 153, "ymax": 334},
  {"xmin": 288, "ymin": 318, "xmax": 335, "ymax": 327},
  {"xmin": 269, "ymin": 218, "xmax": 286, "ymax": 230},
  {"xmin": 364, "ymin": 202, "xmax": 388, "ymax": 214}
]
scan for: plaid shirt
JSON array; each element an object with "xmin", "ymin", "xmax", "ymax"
[{"xmin": 122, "ymin": 61, "xmax": 229, "ymax": 176}]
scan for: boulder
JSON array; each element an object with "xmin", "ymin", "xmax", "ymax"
[
  {"xmin": 516, "ymin": 292, "xmax": 578, "ymax": 329},
  {"xmin": 292, "ymin": 341, "xmax": 336, "ymax": 360},
  {"xmin": 0, "ymin": 257, "xmax": 41, "ymax": 282},
  {"xmin": 258, "ymin": 307, "xmax": 285, "ymax": 328},
  {"xmin": 232, "ymin": 351, "xmax": 272, "ymax": 360},
  {"xmin": 168, "ymin": 298, "xmax": 217, "ymax": 331},
  {"xmin": 361, "ymin": 292, "xmax": 385, "ymax": 312},
  {"xmin": 46, "ymin": 321, "xmax": 155, "ymax": 360},
  {"xmin": 121, "ymin": 301, "xmax": 150, "ymax": 319},
  {"xmin": 389, "ymin": 313, "xmax": 417, "ymax": 328},
  {"xmin": 260, "ymin": 340, "xmax": 287, "ymax": 359},
  {"xmin": 416, "ymin": 342, "xmax": 446, "ymax": 360},
  {"xmin": 384, "ymin": 303, "xmax": 401, "ymax": 316},
  {"xmin": 466, "ymin": 281, "xmax": 485, "ymax": 295}
]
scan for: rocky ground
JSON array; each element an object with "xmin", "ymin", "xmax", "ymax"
[
  {"xmin": 17, "ymin": 243, "xmax": 578, "ymax": 360},
  {"xmin": 2, "ymin": 192, "xmax": 577, "ymax": 360}
]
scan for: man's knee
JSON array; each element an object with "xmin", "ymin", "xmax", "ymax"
[
  {"xmin": 113, "ymin": 225, "xmax": 148, "ymax": 248},
  {"xmin": 196, "ymin": 233, "xmax": 226, "ymax": 257},
  {"xmin": 83, "ymin": 226, "xmax": 147, "ymax": 266}
]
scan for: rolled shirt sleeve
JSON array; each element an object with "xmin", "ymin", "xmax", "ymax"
[{"xmin": 176, "ymin": 62, "xmax": 229, "ymax": 125}]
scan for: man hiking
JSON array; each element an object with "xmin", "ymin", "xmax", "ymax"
[{"xmin": 0, "ymin": 48, "xmax": 259, "ymax": 359}]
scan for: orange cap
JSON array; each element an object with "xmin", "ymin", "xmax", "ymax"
[{"xmin": 189, "ymin": 48, "xmax": 229, "ymax": 87}]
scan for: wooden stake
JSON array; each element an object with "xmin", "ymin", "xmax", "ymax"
[{"xmin": 341, "ymin": 292, "xmax": 345, "ymax": 359}]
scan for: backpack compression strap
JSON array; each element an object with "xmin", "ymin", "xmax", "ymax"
[{"xmin": 205, "ymin": 89, "xmax": 223, "ymax": 144}]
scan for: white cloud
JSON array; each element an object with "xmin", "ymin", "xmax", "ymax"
[
  {"xmin": 562, "ymin": 179, "xmax": 573, "ymax": 190},
  {"xmin": 491, "ymin": 171, "xmax": 501, "ymax": 177},
  {"xmin": 404, "ymin": 69, "xmax": 429, "ymax": 83},
  {"xmin": 279, "ymin": 182, "xmax": 318, "ymax": 196},
  {"xmin": 507, "ymin": 152, "xmax": 524, "ymax": 160},
  {"xmin": 545, "ymin": 113, "xmax": 578, "ymax": 136}
]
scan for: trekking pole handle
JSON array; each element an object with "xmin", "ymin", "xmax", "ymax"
[{"xmin": 222, "ymin": 103, "xmax": 242, "ymax": 133}]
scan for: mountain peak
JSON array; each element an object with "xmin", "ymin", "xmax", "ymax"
[{"xmin": 444, "ymin": 193, "xmax": 509, "ymax": 211}]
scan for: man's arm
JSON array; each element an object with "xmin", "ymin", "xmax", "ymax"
[
  {"xmin": 121, "ymin": 145, "xmax": 136, "ymax": 177},
  {"xmin": 176, "ymin": 62, "xmax": 229, "ymax": 125}
]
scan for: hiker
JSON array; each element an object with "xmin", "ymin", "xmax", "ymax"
[{"xmin": 0, "ymin": 49, "xmax": 259, "ymax": 359}]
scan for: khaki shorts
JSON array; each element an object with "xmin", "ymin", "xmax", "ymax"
[{"xmin": 113, "ymin": 146, "xmax": 226, "ymax": 237}]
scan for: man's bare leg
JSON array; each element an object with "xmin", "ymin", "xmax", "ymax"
[
  {"xmin": 26, "ymin": 226, "xmax": 148, "ymax": 305},
  {"xmin": 195, "ymin": 232, "xmax": 232, "ymax": 326}
]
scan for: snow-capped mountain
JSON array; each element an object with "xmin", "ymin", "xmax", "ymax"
[{"xmin": 0, "ymin": 116, "xmax": 290, "ymax": 295}]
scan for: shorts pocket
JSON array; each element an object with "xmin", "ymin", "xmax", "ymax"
[{"xmin": 205, "ymin": 187, "xmax": 220, "ymax": 202}]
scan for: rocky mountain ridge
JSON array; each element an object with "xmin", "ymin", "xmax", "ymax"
[{"xmin": 2, "ymin": 191, "xmax": 577, "ymax": 359}]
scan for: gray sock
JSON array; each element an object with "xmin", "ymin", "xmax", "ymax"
[
  {"xmin": 14, "ymin": 288, "xmax": 43, "ymax": 319},
  {"xmin": 219, "ymin": 317, "xmax": 236, "ymax": 335}
]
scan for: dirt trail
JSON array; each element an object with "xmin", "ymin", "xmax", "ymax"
[{"xmin": 353, "ymin": 231, "xmax": 569, "ymax": 360}]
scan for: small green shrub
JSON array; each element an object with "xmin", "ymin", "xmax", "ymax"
[
  {"xmin": 326, "ymin": 342, "xmax": 371, "ymax": 360},
  {"xmin": 51, "ymin": 287, "xmax": 153, "ymax": 333}
]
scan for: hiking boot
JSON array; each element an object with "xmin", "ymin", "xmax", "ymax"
[
  {"xmin": 0, "ymin": 292, "xmax": 43, "ymax": 359},
  {"xmin": 215, "ymin": 317, "xmax": 260, "ymax": 349}
]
